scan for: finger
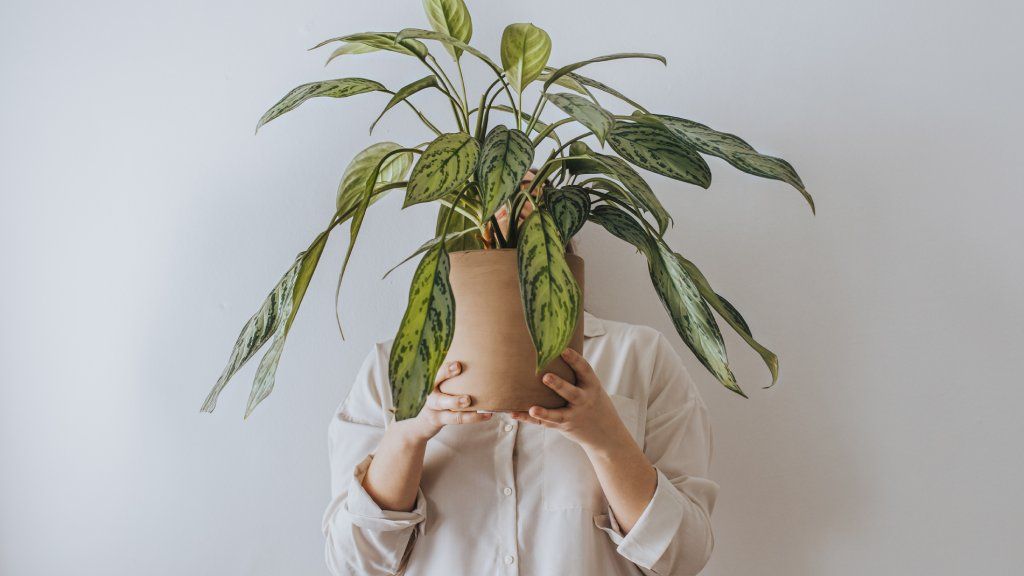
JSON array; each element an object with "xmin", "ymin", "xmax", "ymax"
[
  {"xmin": 426, "ymin": 390, "xmax": 471, "ymax": 411},
  {"xmin": 437, "ymin": 411, "xmax": 493, "ymax": 425},
  {"xmin": 510, "ymin": 412, "xmax": 556, "ymax": 428},
  {"xmin": 541, "ymin": 373, "xmax": 584, "ymax": 403},
  {"xmin": 529, "ymin": 406, "xmax": 568, "ymax": 424},
  {"xmin": 560, "ymin": 348, "xmax": 595, "ymax": 385},
  {"xmin": 434, "ymin": 361, "xmax": 461, "ymax": 386}
]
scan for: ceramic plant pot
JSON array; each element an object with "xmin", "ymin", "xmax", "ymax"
[{"xmin": 438, "ymin": 249, "xmax": 585, "ymax": 412}]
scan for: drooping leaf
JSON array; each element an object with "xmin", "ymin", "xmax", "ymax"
[
  {"xmin": 586, "ymin": 150, "xmax": 672, "ymax": 234},
  {"xmin": 337, "ymin": 142, "xmax": 413, "ymax": 214},
  {"xmin": 538, "ymin": 67, "xmax": 589, "ymax": 95},
  {"xmin": 202, "ymin": 230, "xmax": 330, "ymax": 416},
  {"xmin": 389, "ymin": 244, "xmax": 456, "ymax": 420},
  {"xmin": 383, "ymin": 226, "xmax": 477, "ymax": 279},
  {"xmin": 477, "ymin": 126, "xmax": 534, "ymax": 220},
  {"xmin": 517, "ymin": 210, "xmax": 582, "ymax": 370},
  {"xmin": 500, "ymin": 23, "xmax": 552, "ymax": 94},
  {"xmin": 370, "ymin": 76, "xmax": 439, "ymax": 133},
  {"xmin": 674, "ymin": 254, "xmax": 778, "ymax": 386},
  {"xmin": 405, "ymin": 132, "xmax": 480, "ymax": 207},
  {"xmin": 434, "ymin": 205, "xmax": 484, "ymax": 252},
  {"xmin": 546, "ymin": 186, "xmax": 590, "ymax": 242},
  {"xmin": 583, "ymin": 177, "xmax": 634, "ymax": 207},
  {"xmin": 311, "ymin": 32, "xmax": 428, "ymax": 59},
  {"xmin": 545, "ymin": 92, "xmax": 615, "ymax": 144},
  {"xmin": 543, "ymin": 53, "xmax": 666, "ymax": 92},
  {"xmin": 396, "ymin": 28, "xmax": 502, "ymax": 75},
  {"xmin": 564, "ymin": 71, "xmax": 648, "ymax": 112},
  {"xmin": 422, "ymin": 0, "xmax": 473, "ymax": 59},
  {"xmin": 638, "ymin": 113, "xmax": 814, "ymax": 212},
  {"xmin": 489, "ymin": 104, "xmax": 562, "ymax": 145},
  {"xmin": 256, "ymin": 78, "xmax": 386, "ymax": 131},
  {"xmin": 324, "ymin": 42, "xmax": 379, "ymax": 66},
  {"xmin": 608, "ymin": 122, "xmax": 711, "ymax": 187},
  {"xmin": 588, "ymin": 205, "xmax": 742, "ymax": 396}
]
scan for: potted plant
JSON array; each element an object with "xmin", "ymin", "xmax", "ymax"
[{"xmin": 201, "ymin": 0, "xmax": 813, "ymax": 420}]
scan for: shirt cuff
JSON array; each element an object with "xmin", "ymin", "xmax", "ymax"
[
  {"xmin": 594, "ymin": 468, "xmax": 684, "ymax": 570},
  {"xmin": 343, "ymin": 454, "xmax": 427, "ymax": 533}
]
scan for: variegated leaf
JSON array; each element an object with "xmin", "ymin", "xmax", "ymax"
[
  {"xmin": 324, "ymin": 42, "xmax": 379, "ymax": 66},
  {"xmin": 538, "ymin": 67, "xmax": 589, "ymax": 95},
  {"xmin": 477, "ymin": 126, "xmax": 534, "ymax": 219},
  {"xmin": 608, "ymin": 122, "xmax": 711, "ymax": 187},
  {"xmin": 383, "ymin": 226, "xmax": 477, "ymax": 279},
  {"xmin": 396, "ymin": 28, "xmax": 503, "ymax": 75},
  {"xmin": 639, "ymin": 113, "xmax": 814, "ymax": 213},
  {"xmin": 587, "ymin": 203, "xmax": 653, "ymax": 255},
  {"xmin": 389, "ymin": 244, "xmax": 456, "ymax": 420},
  {"xmin": 337, "ymin": 142, "xmax": 413, "ymax": 214},
  {"xmin": 674, "ymin": 254, "xmax": 778, "ymax": 386},
  {"xmin": 422, "ymin": 0, "xmax": 473, "ymax": 60},
  {"xmin": 500, "ymin": 23, "xmax": 552, "ymax": 94},
  {"xmin": 370, "ymin": 76, "xmax": 439, "ymax": 133},
  {"xmin": 564, "ymin": 71, "xmax": 648, "ymax": 112},
  {"xmin": 256, "ymin": 78, "xmax": 386, "ymax": 131},
  {"xmin": 584, "ymin": 177, "xmax": 634, "ymax": 207},
  {"xmin": 546, "ymin": 93, "xmax": 615, "ymax": 144},
  {"xmin": 543, "ymin": 53, "xmax": 666, "ymax": 92},
  {"xmin": 587, "ymin": 150, "xmax": 672, "ymax": 234},
  {"xmin": 546, "ymin": 186, "xmax": 590, "ymax": 242},
  {"xmin": 202, "ymin": 230, "xmax": 330, "ymax": 416},
  {"xmin": 405, "ymin": 132, "xmax": 480, "ymax": 207},
  {"xmin": 564, "ymin": 141, "xmax": 606, "ymax": 176},
  {"xmin": 517, "ymin": 210, "xmax": 582, "ymax": 370},
  {"xmin": 311, "ymin": 32, "xmax": 428, "ymax": 59}
]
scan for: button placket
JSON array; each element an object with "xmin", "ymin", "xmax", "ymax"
[{"xmin": 493, "ymin": 414, "xmax": 519, "ymax": 573}]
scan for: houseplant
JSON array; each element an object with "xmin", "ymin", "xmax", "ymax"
[{"xmin": 201, "ymin": 0, "xmax": 813, "ymax": 420}]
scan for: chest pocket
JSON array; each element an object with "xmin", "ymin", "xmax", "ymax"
[{"xmin": 541, "ymin": 394, "xmax": 642, "ymax": 511}]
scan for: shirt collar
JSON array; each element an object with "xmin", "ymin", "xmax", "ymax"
[{"xmin": 583, "ymin": 311, "xmax": 606, "ymax": 338}]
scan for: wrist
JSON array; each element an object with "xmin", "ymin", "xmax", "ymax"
[
  {"xmin": 581, "ymin": 420, "xmax": 638, "ymax": 460},
  {"xmin": 391, "ymin": 419, "xmax": 435, "ymax": 448}
]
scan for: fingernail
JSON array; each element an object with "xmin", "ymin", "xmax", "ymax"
[
  {"xmin": 449, "ymin": 362, "xmax": 459, "ymax": 373},
  {"xmin": 542, "ymin": 374, "xmax": 553, "ymax": 383},
  {"xmin": 459, "ymin": 396, "xmax": 469, "ymax": 406}
]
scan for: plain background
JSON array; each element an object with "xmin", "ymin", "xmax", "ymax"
[{"xmin": 2, "ymin": 0, "xmax": 1022, "ymax": 574}]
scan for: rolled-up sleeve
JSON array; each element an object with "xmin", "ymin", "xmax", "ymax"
[
  {"xmin": 595, "ymin": 333, "xmax": 719, "ymax": 576},
  {"xmin": 323, "ymin": 342, "xmax": 424, "ymax": 576}
]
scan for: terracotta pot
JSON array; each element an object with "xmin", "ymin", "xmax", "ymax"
[{"xmin": 438, "ymin": 249, "xmax": 585, "ymax": 412}]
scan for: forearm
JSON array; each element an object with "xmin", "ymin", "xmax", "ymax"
[
  {"xmin": 362, "ymin": 421, "xmax": 430, "ymax": 512},
  {"xmin": 583, "ymin": 423, "xmax": 658, "ymax": 533}
]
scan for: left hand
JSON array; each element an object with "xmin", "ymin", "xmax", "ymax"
[{"xmin": 511, "ymin": 348, "xmax": 634, "ymax": 455}]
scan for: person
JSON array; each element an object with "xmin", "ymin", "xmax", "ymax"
[{"xmin": 322, "ymin": 173, "xmax": 718, "ymax": 575}]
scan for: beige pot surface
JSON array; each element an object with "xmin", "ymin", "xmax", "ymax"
[{"xmin": 438, "ymin": 249, "xmax": 585, "ymax": 412}]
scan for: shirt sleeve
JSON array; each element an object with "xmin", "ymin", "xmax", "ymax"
[
  {"xmin": 595, "ymin": 333, "xmax": 719, "ymax": 576},
  {"xmin": 322, "ymin": 342, "xmax": 427, "ymax": 576}
]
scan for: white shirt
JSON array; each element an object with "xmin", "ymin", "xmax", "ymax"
[{"xmin": 323, "ymin": 312, "xmax": 719, "ymax": 576}]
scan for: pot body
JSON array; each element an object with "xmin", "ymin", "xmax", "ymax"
[{"xmin": 438, "ymin": 249, "xmax": 585, "ymax": 412}]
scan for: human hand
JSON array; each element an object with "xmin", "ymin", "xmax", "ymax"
[
  {"xmin": 510, "ymin": 348, "xmax": 635, "ymax": 456},
  {"xmin": 396, "ymin": 361, "xmax": 493, "ymax": 445}
]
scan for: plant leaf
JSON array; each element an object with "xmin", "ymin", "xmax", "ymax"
[
  {"xmin": 500, "ymin": 23, "xmax": 552, "ymax": 94},
  {"xmin": 434, "ymin": 205, "xmax": 484, "ymax": 252},
  {"xmin": 396, "ymin": 28, "xmax": 502, "ymax": 75},
  {"xmin": 543, "ymin": 53, "xmax": 666, "ymax": 92},
  {"xmin": 311, "ymin": 32, "xmax": 428, "ymax": 59},
  {"xmin": 638, "ymin": 113, "xmax": 814, "ymax": 212},
  {"xmin": 337, "ymin": 142, "xmax": 413, "ymax": 214},
  {"xmin": 588, "ymin": 205, "xmax": 741, "ymax": 396},
  {"xmin": 546, "ymin": 185, "xmax": 590, "ymax": 242},
  {"xmin": 421, "ymin": 0, "xmax": 473, "ymax": 60},
  {"xmin": 477, "ymin": 126, "xmax": 534, "ymax": 220},
  {"xmin": 587, "ymin": 150, "xmax": 672, "ymax": 234},
  {"xmin": 517, "ymin": 210, "xmax": 582, "ymax": 370},
  {"xmin": 538, "ymin": 67, "xmax": 589, "ymax": 95},
  {"xmin": 370, "ymin": 76, "xmax": 439, "ymax": 134},
  {"xmin": 564, "ymin": 71, "xmax": 648, "ymax": 112},
  {"xmin": 545, "ymin": 93, "xmax": 615, "ymax": 145},
  {"xmin": 202, "ymin": 230, "xmax": 330, "ymax": 416},
  {"xmin": 256, "ymin": 78, "xmax": 386, "ymax": 131},
  {"xmin": 389, "ymin": 244, "xmax": 456, "ymax": 420},
  {"xmin": 488, "ymin": 104, "xmax": 562, "ymax": 145},
  {"xmin": 564, "ymin": 141, "xmax": 607, "ymax": 176},
  {"xmin": 383, "ymin": 226, "xmax": 477, "ymax": 279},
  {"xmin": 405, "ymin": 133, "xmax": 480, "ymax": 207},
  {"xmin": 324, "ymin": 42, "xmax": 379, "ymax": 66},
  {"xmin": 608, "ymin": 122, "xmax": 711, "ymax": 187}
]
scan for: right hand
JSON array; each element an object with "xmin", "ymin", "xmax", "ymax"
[{"xmin": 397, "ymin": 361, "xmax": 493, "ymax": 444}]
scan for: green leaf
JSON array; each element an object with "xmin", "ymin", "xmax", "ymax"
[
  {"xmin": 202, "ymin": 230, "xmax": 330, "ymax": 417},
  {"xmin": 674, "ymin": 255, "xmax": 778, "ymax": 387},
  {"xmin": 638, "ymin": 113, "xmax": 814, "ymax": 213},
  {"xmin": 405, "ymin": 133, "xmax": 480, "ymax": 207},
  {"xmin": 383, "ymin": 226, "xmax": 477, "ymax": 279},
  {"xmin": 543, "ymin": 53, "xmax": 666, "ymax": 92},
  {"xmin": 545, "ymin": 92, "xmax": 615, "ymax": 145},
  {"xmin": 311, "ymin": 32, "xmax": 428, "ymax": 59},
  {"xmin": 546, "ymin": 186, "xmax": 590, "ymax": 242},
  {"xmin": 608, "ymin": 122, "xmax": 711, "ymax": 187},
  {"xmin": 517, "ymin": 210, "xmax": 582, "ymax": 370},
  {"xmin": 586, "ymin": 150, "xmax": 672, "ymax": 234},
  {"xmin": 370, "ymin": 76, "xmax": 439, "ymax": 133},
  {"xmin": 538, "ymin": 67, "xmax": 589, "ymax": 95},
  {"xmin": 477, "ymin": 126, "xmax": 534, "ymax": 220},
  {"xmin": 489, "ymin": 104, "xmax": 562, "ymax": 145},
  {"xmin": 396, "ymin": 28, "xmax": 503, "ymax": 75},
  {"xmin": 337, "ymin": 142, "xmax": 413, "ymax": 214},
  {"xmin": 500, "ymin": 23, "xmax": 552, "ymax": 94},
  {"xmin": 256, "ymin": 78, "xmax": 386, "ymax": 131},
  {"xmin": 389, "ymin": 244, "xmax": 456, "ymax": 420},
  {"xmin": 564, "ymin": 71, "xmax": 648, "ymax": 111},
  {"xmin": 434, "ymin": 205, "xmax": 484, "ymax": 252},
  {"xmin": 588, "ymin": 205, "xmax": 741, "ymax": 396},
  {"xmin": 324, "ymin": 42, "xmax": 379, "ymax": 66},
  {"xmin": 421, "ymin": 0, "xmax": 473, "ymax": 60}
]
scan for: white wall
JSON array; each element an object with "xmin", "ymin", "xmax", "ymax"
[{"xmin": 2, "ymin": 0, "xmax": 1022, "ymax": 574}]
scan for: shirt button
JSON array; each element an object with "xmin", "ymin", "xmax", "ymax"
[
  {"xmin": 504, "ymin": 555, "xmax": 515, "ymax": 565},
  {"xmin": 503, "ymin": 423, "xmax": 514, "ymax": 432},
  {"xmin": 503, "ymin": 486, "xmax": 513, "ymax": 496}
]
